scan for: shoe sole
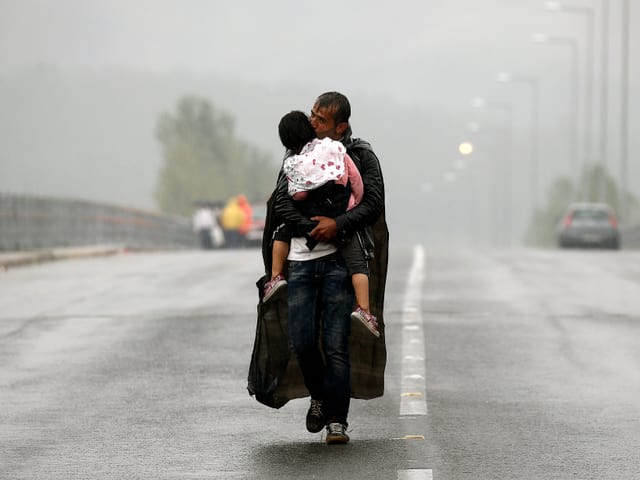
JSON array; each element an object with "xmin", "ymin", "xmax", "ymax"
[
  {"xmin": 350, "ymin": 312, "xmax": 381, "ymax": 338},
  {"xmin": 263, "ymin": 280, "xmax": 286, "ymax": 302},
  {"xmin": 306, "ymin": 420, "xmax": 324, "ymax": 433},
  {"xmin": 326, "ymin": 434, "xmax": 350, "ymax": 444}
]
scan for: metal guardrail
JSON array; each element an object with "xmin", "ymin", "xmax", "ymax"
[
  {"xmin": 2, "ymin": 193, "xmax": 638, "ymax": 252},
  {"xmin": 0, "ymin": 193, "xmax": 197, "ymax": 251}
]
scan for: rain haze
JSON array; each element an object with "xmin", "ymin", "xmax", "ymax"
[
  {"xmin": 4, "ymin": 3, "xmax": 640, "ymax": 478},
  {"xmin": 1, "ymin": 0, "xmax": 638, "ymax": 245}
]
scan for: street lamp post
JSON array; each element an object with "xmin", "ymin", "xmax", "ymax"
[
  {"xmin": 620, "ymin": 0, "xmax": 629, "ymax": 222},
  {"xmin": 599, "ymin": 0, "xmax": 609, "ymax": 201},
  {"xmin": 532, "ymin": 34, "xmax": 580, "ymax": 193},
  {"xmin": 471, "ymin": 98, "xmax": 514, "ymax": 246},
  {"xmin": 496, "ymin": 72, "xmax": 540, "ymax": 210},
  {"xmin": 460, "ymin": 123, "xmax": 498, "ymax": 246},
  {"xmin": 544, "ymin": 1, "xmax": 596, "ymax": 181}
]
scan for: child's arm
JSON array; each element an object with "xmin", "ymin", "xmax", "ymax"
[
  {"xmin": 344, "ymin": 153, "xmax": 364, "ymax": 209},
  {"xmin": 292, "ymin": 191, "xmax": 308, "ymax": 201},
  {"xmin": 274, "ymin": 173, "xmax": 317, "ymax": 236}
]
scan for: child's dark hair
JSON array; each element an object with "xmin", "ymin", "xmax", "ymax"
[{"xmin": 278, "ymin": 110, "xmax": 315, "ymax": 154}]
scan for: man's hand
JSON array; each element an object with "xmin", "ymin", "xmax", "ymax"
[{"xmin": 309, "ymin": 216, "xmax": 338, "ymax": 241}]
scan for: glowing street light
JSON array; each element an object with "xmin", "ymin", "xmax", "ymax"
[{"xmin": 458, "ymin": 142, "xmax": 474, "ymax": 156}]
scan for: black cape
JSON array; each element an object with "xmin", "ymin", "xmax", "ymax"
[{"xmin": 247, "ymin": 139, "xmax": 389, "ymax": 408}]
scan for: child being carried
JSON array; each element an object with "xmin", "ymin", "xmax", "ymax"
[{"xmin": 263, "ymin": 110, "xmax": 379, "ymax": 338}]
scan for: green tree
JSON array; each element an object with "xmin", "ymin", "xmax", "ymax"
[
  {"xmin": 154, "ymin": 96, "xmax": 276, "ymax": 215},
  {"xmin": 525, "ymin": 177, "xmax": 575, "ymax": 247}
]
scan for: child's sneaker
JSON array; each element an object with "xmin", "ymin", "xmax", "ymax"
[
  {"xmin": 350, "ymin": 306, "xmax": 380, "ymax": 337},
  {"xmin": 263, "ymin": 273, "xmax": 287, "ymax": 302}
]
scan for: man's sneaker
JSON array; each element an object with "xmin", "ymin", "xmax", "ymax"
[
  {"xmin": 350, "ymin": 306, "xmax": 380, "ymax": 338},
  {"xmin": 326, "ymin": 422, "xmax": 349, "ymax": 444},
  {"xmin": 263, "ymin": 273, "xmax": 287, "ymax": 302},
  {"xmin": 306, "ymin": 399, "xmax": 324, "ymax": 433}
]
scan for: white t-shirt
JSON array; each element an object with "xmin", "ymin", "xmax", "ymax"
[
  {"xmin": 192, "ymin": 208, "xmax": 214, "ymax": 230},
  {"xmin": 287, "ymin": 237, "xmax": 337, "ymax": 261}
]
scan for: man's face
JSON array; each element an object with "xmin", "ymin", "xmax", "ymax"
[{"xmin": 309, "ymin": 103, "xmax": 345, "ymax": 140}]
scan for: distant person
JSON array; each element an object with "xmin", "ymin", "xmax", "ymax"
[
  {"xmin": 220, "ymin": 196, "xmax": 245, "ymax": 248},
  {"xmin": 192, "ymin": 206, "xmax": 215, "ymax": 249},
  {"xmin": 210, "ymin": 203, "xmax": 225, "ymax": 248},
  {"xmin": 263, "ymin": 110, "xmax": 379, "ymax": 338},
  {"xmin": 236, "ymin": 194, "xmax": 254, "ymax": 246}
]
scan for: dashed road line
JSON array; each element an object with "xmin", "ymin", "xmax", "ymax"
[
  {"xmin": 398, "ymin": 468, "xmax": 433, "ymax": 480},
  {"xmin": 400, "ymin": 245, "xmax": 427, "ymax": 416},
  {"xmin": 397, "ymin": 246, "xmax": 432, "ymax": 480}
]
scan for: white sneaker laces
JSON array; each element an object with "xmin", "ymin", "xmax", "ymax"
[{"xmin": 327, "ymin": 422, "xmax": 345, "ymax": 435}]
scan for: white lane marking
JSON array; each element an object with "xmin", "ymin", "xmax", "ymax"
[
  {"xmin": 398, "ymin": 469, "xmax": 433, "ymax": 480},
  {"xmin": 400, "ymin": 245, "xmax": 427, "ymax": 416}
]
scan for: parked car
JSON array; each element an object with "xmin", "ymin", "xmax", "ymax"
[
  {"xmin": 244, "ymin": 205, "xmax": 266, "ymax": 247},
  {"xmin": 557, "ymin": 202, "xmax": 620, "ymax": 249}
]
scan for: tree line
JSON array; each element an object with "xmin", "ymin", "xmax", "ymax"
[{"xmin": 154, "ymin": 96, "xmax": 277, "ymax": 215}]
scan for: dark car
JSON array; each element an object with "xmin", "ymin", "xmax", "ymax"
[{"xmin": 557, "ymin": 202, "xmax": 620, "ymax": 249}]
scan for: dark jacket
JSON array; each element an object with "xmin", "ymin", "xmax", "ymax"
[
  {"xmin": 248, "ymin": 131, "xmax": 389, "ymax": 408},
  {"xmin": 273, "ymin": 173, "xmax": 352, "ymax": 251}
]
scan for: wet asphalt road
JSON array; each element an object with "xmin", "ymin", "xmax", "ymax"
[{"xmin": 1, "ymin": 246, "xmax": 639, "ymax": 479}]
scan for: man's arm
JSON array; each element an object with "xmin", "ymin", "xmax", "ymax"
[
  {"xmin": 332, "ymin": 146, "xmax": 384, "ymax": 238},
  {"xmin": 273, "ymin": 171, "xmax": 317, "ymax": 237}
]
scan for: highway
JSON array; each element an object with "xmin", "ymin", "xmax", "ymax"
[{"xmin": 1, "ymin": 246, "xmax": 639, "ymax": 479}]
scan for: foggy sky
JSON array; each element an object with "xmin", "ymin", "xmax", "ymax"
[
  {"xmin": 1, "ymin": 0, "xmax": 638, "ymax": 243},
  {"xmin": 3, "ymin": 1, "xmax": 636, "ymax": 105}
]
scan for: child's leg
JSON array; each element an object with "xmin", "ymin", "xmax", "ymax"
[
  {"xmin": 340, "ymin": 236, "xmax": 379, "ymax": 336},
  {"xmin": 352, "ymin": 273, "xmax": 370, "ymax": 312},
  {"xmin": 339, "ymin": 235, "xmax": 372, "ymax": 312},
  {"xmin": 271, "ymin": 239, "xmax": 289, "ymax": 279}
]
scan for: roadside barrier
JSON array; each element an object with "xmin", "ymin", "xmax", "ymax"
[
  {"xmin": 0, "ymin": 193, "xmax": 197, "ymax": 251},
  {"xmin": 2, "ymin": 193, "xmax": 638, "ymax": 251}
]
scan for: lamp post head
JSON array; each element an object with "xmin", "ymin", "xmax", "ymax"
[
  {"xmin": 543, "ymin": 1, "xmax": 562, "ymax": 11},
  {"xmin": 496, "ymin": 72, "xmax": 512, "ymax": 83},
  {"xmin": 443, "ymin": 171, "xmax": 456, "ymax": 183},
  {"xmin": 467, "ymin": 121, "xmax": 480, "ymax": 133},
  {"xmin": 471, "ymin": 97, "xmax": 487, "ymax": 109},
  {"xmin": 453, "ymin": 158, "xmax": 467, "ymax": 170},
  {"xmin": 531, "ymin": 33, "xmax": 548, "ymax": 43},
  {"xmin": 458, "ymin": 142, "xmax": 474, "ymax": 155}
]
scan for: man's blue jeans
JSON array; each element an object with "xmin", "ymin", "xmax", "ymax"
[{"xmin": 287, "ymin": 253, "xmax": 354, "ymax": 425}]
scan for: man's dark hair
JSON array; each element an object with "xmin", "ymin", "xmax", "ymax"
[
  {"xmin": 316, "ymin": 91, "xmax": 351, "ymax": 125},
  {"xmin": 278, "ymin": 110, "xmax": 315, "ymax": 154}
]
